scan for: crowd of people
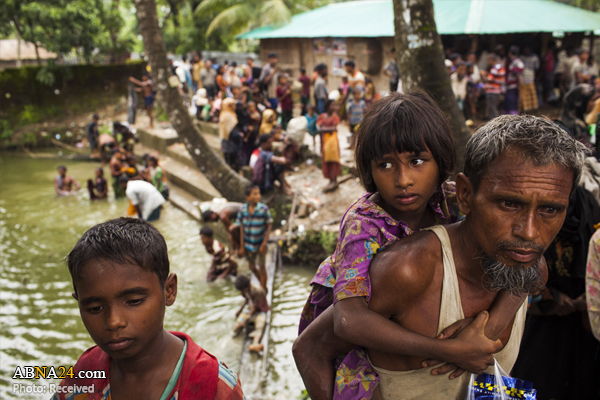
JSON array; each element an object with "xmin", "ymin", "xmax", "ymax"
[
  {"xmin": 60, "ymin": 115, "xmax": 169, "ymax": 222},
  {"xmin": 47, "ymin": 40, "xmax": 600, "ymax": 400},
  {"xmin": 445, "ymin": 42, "xmax": 598, "ymax": 126},
  {"xmin": 164, "ymin": 51, "xmax": 382, "ymax": 194}
]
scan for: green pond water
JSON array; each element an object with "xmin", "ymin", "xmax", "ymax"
[{"xmin": 0, "ymin": 155, "xmax": 313, "ymax": 399}]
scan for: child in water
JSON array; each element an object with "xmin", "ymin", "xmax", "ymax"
[
  {"xmin": 233, "ymin": 275, "xmax": 270, "ymax": 353},
  {"xmin": 296, "ymin": 91, "xmax": 527, "ymax": 400},
  {"xmin": 87, "ymin": 167, "xmax": 107, "ymax": 200}
]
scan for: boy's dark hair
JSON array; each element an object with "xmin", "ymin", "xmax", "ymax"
[
  {"xmin": 245, "ymin": 184, "xmax": 260, "ymax": 196},
  {"xmin": 509, "ymin": 45, "xmax": 520, "ymax": 56},
  {"xmin": 234, "ymin": 275, "xmax": 251, "ymax": 290},
  {"xmin": 202, "ymin": 210, "xmax": 216, "ymax": 222},
  {"xmin": 232, "ymin": 61, "xmax": 237, "ymax": 67},
  {"xmin": 300, "ymin": 67, "xmax": 306, "ymax": 74},
  {"xmin": 118, "ymin": 175, "xmax": 129, "ymax": 185},
  {"xmin": 258, "ymin": 133, "xmax": 272, "ymax": 146},
  {"xmin": 344, "ymin": 60, "xmax": 355, "ymax": 68},
  {"xmin": 57, "ymin": 165, "xmax": 66, "ymax": 171},
  {"xmin": 268, "ymin": 52, "xmax": 277, "ymax": 59},
  {"xmin": 355, "ymin": 91, "xmax": 455, "ymax": 193},
  {"xmin": 390, "ymin": 47, "xmax": 395, "ymax": 53},
  {"xmin": 200, "ymin": 226, "xmax": 213, "ymax": 237},
  {"xmin": 67, "ymin": 218, "xmax": 170, "ymax": 290},
  {"xmin": 93, "ymin": 113, "xmax": 99, "ymax": 120}
]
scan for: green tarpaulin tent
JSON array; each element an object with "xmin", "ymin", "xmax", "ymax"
[{"xmin": 238, "ymin": 0, "xmax": 600, "ymax": 39}]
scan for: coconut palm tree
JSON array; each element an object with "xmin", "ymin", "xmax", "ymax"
[
  {"xmin": 195, "ymin": 0, "xmax": 314, "ymax": 37},
  {"xmin": 133, "ymin": 0, "xmax": 249, "ymax": 202}
]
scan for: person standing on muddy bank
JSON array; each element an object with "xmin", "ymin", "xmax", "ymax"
[
  {"xmin": 54, "ymin": 165, "xmax": 80, "ymax": 196},
  {"xmin": 317, "ymin": 100, "xmax": 341, "ymax": 193},
  {"xmin": 238, "ymin": 185, "xmax": 271, "ymax": 291},
  {"xmin": 86, "ymin": 113, "xmax": 100, "ymax": 158},
  {"xmin": 129, "ymin": 74, "xmax": 155, "ymax": 129}
]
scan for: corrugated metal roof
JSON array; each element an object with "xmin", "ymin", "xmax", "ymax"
[{"xmin": 238, "ymin": 0, "xmax": 600, "ymax": 39}]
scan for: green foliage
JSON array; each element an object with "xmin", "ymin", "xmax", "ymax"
[
  {"xmin": 18, "ymin": 105, "xmax": 43, "ymax": 125},
  {"xmin": 2, "ymin": 0, "xmax": 132, "ymax": 63},
  {"xmin": 155, "ymin": 105, "xmax": 170, "ymax": 123},
  {"xmin": 194, "ymin": 0, "xmax": 334, "ymax": 38},
  {"xmin": 157, "ymin": 0, "xmax": 234, "ymax": 53},
  {"xmin": 0, "ymin": 120, "xmax": 15, "ymax": 141},
  {"xmin": 36, "ymin": 67, "xmax": 55, "ymax": 86},
  {"xmin": 298, "ymin": 390, "xmax": 311, "ymax": 400},
  {"xmin": 19, "ymin": 132, "xmax": 37, "ymax": 145},
  {"xmin": 292, "ymin": 229, "xmax": 337, "ymax": 266}
]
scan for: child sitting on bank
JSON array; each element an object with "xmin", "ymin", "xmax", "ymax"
[
  {"xmin": 200, "ymin": 226, "xmax": 238, "ymax": 282},
  {"xmin": 238, "ymin": 185, "xmax": 272, "ymax": 291},
  {"xmin": 52, "ymin": 218, "xmax": 245, "ymax": 400},
  {"xmin": 233, "ymin": 275, "xmax": 270, "ymax": 353}
]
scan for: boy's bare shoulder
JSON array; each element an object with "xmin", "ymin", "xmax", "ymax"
[{"xmin": 370, "ymin": 230, "xmax": 442, "ymax": 297}]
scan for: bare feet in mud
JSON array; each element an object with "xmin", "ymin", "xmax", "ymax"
[
  {"xmin": 249, "ymin": 344, "xmax": 264, "ymax": 352},
  {"xmin": 322, "ymin": 181, "xmax": 339, "ymax": 193}
]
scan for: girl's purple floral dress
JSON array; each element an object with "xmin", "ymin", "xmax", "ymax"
[{"xmin": 298, "ymin": 181, "xmax": 462, "ymax": 400}]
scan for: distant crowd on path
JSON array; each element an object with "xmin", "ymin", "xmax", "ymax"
[
  {"xmin": 166, "ymin": 51, "xmax": 379, "ymax": 194},
  {"xmin": 445, "ymin": 42, "xmax": 599, "ymax": 129}
]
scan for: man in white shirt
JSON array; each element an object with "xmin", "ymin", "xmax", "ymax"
[
  {"xmin": 120, "ymin": 177, "xmax": 166, "ymax": 222},
  {"xmin": 344, "ymin": 60, "xmax": 365, "ymax": 93}
]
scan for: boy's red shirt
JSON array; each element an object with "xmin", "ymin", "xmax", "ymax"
[{"xmin": 52, "ymin": 331, "xmax": 241, "ymax": 400}]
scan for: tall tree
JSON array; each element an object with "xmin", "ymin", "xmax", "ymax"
[
  {"xmin": 392, "ymin": 0, "xmax": 470, "ymax": 169},
  {"xmin": 133, "ymin": 0, "xmax": 249, "ymax": 202},
  {"xmin": 195, "ymin": 0, "xmax": 332, "ymax": 37}
]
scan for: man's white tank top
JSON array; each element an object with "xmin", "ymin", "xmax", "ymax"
[{"xmin": 369, "ymin": 225, "xmax": 527, "ymax": 400}]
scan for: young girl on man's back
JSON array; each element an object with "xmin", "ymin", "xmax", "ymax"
[{"xmin": 297, "ymin": 91, "xmax": 526, "ymax": 400}]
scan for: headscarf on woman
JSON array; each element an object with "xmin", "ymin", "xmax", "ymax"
[
  {"xmin": 259, "ymin": 109, "xmax": 276, "ymax": 135},
  {"xmin": 219, "ymin": 98, "xmax": 238, "ymax": 141}
]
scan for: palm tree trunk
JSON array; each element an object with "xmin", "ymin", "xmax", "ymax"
[
  {"xmin": 133, "ymin": 0, "xmax": 249, "ymax": 202},
  {"xmin": 392, "ymin": 0, "xmax": 470, "ymax": 170}
]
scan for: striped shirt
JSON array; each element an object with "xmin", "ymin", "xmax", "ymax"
[{"xmin": 238, "ymin": 202, "xmax": 272, "ymax": 252}]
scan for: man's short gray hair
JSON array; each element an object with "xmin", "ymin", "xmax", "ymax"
[{"xmin": 464, "ymin": 115, "xmax": 587, "ymax": 194}]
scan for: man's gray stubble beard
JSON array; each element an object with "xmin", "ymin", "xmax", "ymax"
[{"xmin": 480, "ymin": 254, "xmax": 544, "ymax": 296}]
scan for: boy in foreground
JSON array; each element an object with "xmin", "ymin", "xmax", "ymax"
[
  {"xmin": 200, "ymin": 226, "xmax": 238, "ymax": 282},
  {"xmin": 52, "ymin": 218, "xmax": 245, "ymax": 400},
  {"xmin": 238, "ymin": 185, "xmax": 272, "ymax": 291},
  {"xmin": 233, "ymin": 275, "xmax": 270, "ymax": 353}
]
